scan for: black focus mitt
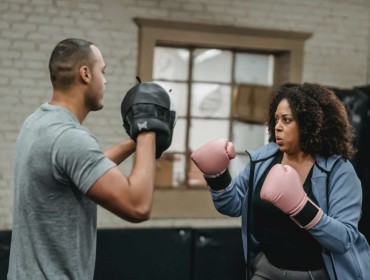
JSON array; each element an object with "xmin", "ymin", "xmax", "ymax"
[{"xmin": 121, "ymin": 78, "xmax": 176, "ymax": 159}]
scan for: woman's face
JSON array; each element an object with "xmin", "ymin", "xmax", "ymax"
[{"xmin": 274, "ymin": 99, "xmax": 301, "ymax": 154}]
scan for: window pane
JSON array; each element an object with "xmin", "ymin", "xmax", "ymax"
[
  {"xmin": 189, "ymin": 119, "xmax": 229, "ymax": 152},
  {"xmin": 235, "ymin": 53, "xmax": 274, "ymax": 85},
  {"xmin": 193, "ymin": 49, "xmax": 232, "ymax": 83},
  {"xmin": 232, "ymin": 121, "xmax": 268, "ymax": 152},
  {"xmin": 167, "ymin": 118, "xmax": 186, "ymax": 153},
  {"xmin": 153, "ymin": 80, "xmax": 188, "ymax": 117},
  {"xmin": 191, "ymin": 83, "xmax": 231, "ymax": 118},
  {"xmin": 153, "ymin": 47, "xmax": 189, "ymax": 81},
  {"xmin": 230, "ymin": 154, "xmax": 249, "ymax": 177}
]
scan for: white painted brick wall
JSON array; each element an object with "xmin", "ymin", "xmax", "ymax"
[{"xmin": 0, "ymin": 0, "xmax": 369, "ymax": 230}]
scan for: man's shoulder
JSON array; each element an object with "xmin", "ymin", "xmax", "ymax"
[{"xmin": 23, "ymin": 103, "xmax": 80, "ymax": 133}]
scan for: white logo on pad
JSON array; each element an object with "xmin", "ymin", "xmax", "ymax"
[{"xmin": 137, "ymin": 121, "xmax": 148, "ymax": 131}]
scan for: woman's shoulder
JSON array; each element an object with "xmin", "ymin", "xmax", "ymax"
[
  {"xmin": 315, "ymin": 154, "xmax": 355, "ymax": 174},
  {"xmin": 247, "ymin": 142, "xmax": 279, "ymax": 162}
]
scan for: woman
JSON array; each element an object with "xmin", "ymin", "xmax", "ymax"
[{"xmin": 191, "ymin": 83, "xmax": 370, "ymax": 279}]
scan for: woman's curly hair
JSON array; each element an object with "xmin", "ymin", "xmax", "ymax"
[{"xmin": 267, "ymin": 83, "xmax": 356, "ymax": 160}]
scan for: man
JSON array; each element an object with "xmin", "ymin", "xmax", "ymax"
[{"xmin": 7, "ymin": 38, "xmax": 174, "ymax": 279}]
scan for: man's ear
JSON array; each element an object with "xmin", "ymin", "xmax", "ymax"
[{"xmin": 79, "ymin": 66, "xmax": 91, "ymax": 84}]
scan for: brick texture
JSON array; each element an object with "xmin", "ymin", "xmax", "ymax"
[{"xmin": 1, "ymin": 0, "xmax": 369, "ymax": 229}]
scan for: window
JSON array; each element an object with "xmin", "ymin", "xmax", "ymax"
[
  {"xmin": 153, "ymin": 47, "xmax": 274, "ymax": 188},
  {"xmin": 133, "ymin": 18, "xmax": 311, "ymax": 218}
]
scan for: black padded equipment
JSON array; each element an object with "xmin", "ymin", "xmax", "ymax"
[{"xmin": 121, "ymin": 81, "xmax": 176, "ymax": 159}]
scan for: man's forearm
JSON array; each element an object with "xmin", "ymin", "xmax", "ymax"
[{"xmin": 104, "ymin": 139, "xmax": 136, "ymax": 165}]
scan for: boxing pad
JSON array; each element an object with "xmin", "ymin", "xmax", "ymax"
[
  {"xmin": 191, "ymin": 138, "xmax": 236, "ymax": 190},
  {"xmin": 121, "ymin": 79, "xmax": 176, "ymax": 158}
]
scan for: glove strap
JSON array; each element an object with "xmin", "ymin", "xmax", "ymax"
[
  {"xmin": 204, "ymin": 169, "xmax": 232, "ymax": 191},
  {"xmin": 290, "ymin": 197, "xmax": 323, "ymax": 230}
]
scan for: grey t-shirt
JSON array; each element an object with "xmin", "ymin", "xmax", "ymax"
[{"xmin": 8, "ymin": 103, "xmax": 116, "ymax": 280}]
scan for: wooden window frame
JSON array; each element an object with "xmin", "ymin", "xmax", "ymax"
[{"xmin": 133, "ymin": 18, "xmax": 311, "ymax": 219}]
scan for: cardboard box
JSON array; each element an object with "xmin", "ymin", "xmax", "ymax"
[
  {"xmin": 155, "ymin": 154, "xmax": 174, "ymax": 188},
  {"xmin": 233, "ymin": 84, "xmax": 273, "ymax": 124},
  {"xmin": 187, "ymin": 158, "xmax": 207, "ymax": 188}
]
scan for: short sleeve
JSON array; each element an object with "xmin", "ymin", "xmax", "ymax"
[{"xmin": 52, "ymin": 128, "xmax": 116, "ymax": 194}]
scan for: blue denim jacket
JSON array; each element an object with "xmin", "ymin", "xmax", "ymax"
[{"xmin": 211, "ymin": 142, "xmax": 370, "ymax": 280}]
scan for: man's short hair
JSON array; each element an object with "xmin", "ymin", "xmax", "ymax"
[{"xmin": 49, "ymin": 38, "xmax": 94, "ymax": 90}]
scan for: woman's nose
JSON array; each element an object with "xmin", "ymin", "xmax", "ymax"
[{"xmin": 275, "ymin": 120, "xmax": 282, "ymax": 131}]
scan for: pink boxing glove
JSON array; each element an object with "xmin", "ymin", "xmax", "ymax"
[
  {"xmin": 191, "ymin": 138, "xmax": 236, "ymax": 176},
  {"xmin": 260, "ymin": 164, "xmax": 323, "ymax": 230},
  {"xmin": 191, "ymin": 138, "xmax": 236, "ymax": 190}
]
